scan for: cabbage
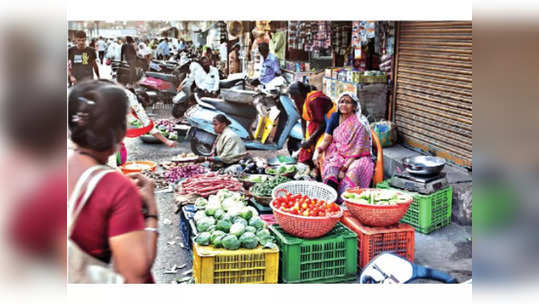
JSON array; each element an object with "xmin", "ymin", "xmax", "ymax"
[
  {"xmin": 221, "ymin": 214, "xmax": 233, "ymax": 223},
  {"xmin": 239, "ymin": 232, "xmax": 258, "ymax": 249},
  {"xmin": 210, "ymin": 230, "xmax": 226, "ymax": 245},
  {"xmin": 245, "ymin": 206, "xmax": 259, "ymax": 218},
  {"xmin": 249, "ymin": 216, "xmax": 266, "ymax": 230},
  {"xmin": 212, "ymin": 235, "xmax": 225, "ymax": 248},
  {"xmin": 245, "ymin": 226, "xmax": 257, "ymax": 234},
  {"xmin": 239, "ymin": 207, "xmax": 253, "ymax": 220},
  {"xmin": 214, "ymin": 208, "xmax": 225, "ymax": 220},
  {"xmin": 195, "ymin": 232, "xmax": 211, "ymax": 246},
  {"xmin": 256, "ymin": 229, "xmax": 271, "ymax": 240},
  {"xmin": 207, "ymin": 225, "xmax": 216, "ymax": 233},
  {"xmin": 229, "ymin": 223, "xmax": 246, "ymax": 237},
  {"xmin": 233, "ymin": 217, "xmax": 248, "ymax": 227},
  {"xmin": 216, "ymin": 220, "xmax": 232, "ymax": 233},
  {"xmin": 205, "ymin": 200, "xmax": 221, "ymax": 216},
  {"xmin": 194, "ymin": 210, "xmax": 208, "ymax": 223},
  {"xmin": 222, "ymin": 235, "xmax": 241, "ymax": 250},
  {"xmin": 196, "ymin": 217, "xmax": 215, "ymax": 232},
  {"xmin": 194, "ymin": 197, "xmax": 208, "ymax": 210},
  {"xmin": 226, "ymin": 205, "xmax": 243, "ymax": 218}
]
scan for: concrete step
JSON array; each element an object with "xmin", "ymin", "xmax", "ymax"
[{"xmin": 381, "ymin": 144, "xmax": 472, "ymax": 226}]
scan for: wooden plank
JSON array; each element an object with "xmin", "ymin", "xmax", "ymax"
[
  {"xmin": 397, "ymin": 78, "xmax": 472, "ymax": 97},
  {"xmin": 396, "ymin": 99, "xmax": 472, "ymax": 125},
  {"xmin": 398, "ymin": 82, "xmax": 472, "ymax": 105},
  {"xmin": 399, "ymin": 40, "xmax": 472, "ymax": 47},
  {"xmin": 398, "ymin": 46, "xmax": 472, "ymax": 55},
  {"xmin": 398, "ymin": 56, "xmax": 472, "ymax": 69},
  {"xmin": 397, "ymin": 71, "xmax": 472, "ymax": 90},
  {"xmin": 397, "ymin": 88, "xmax": 472, "ymax": 111},
  {"xmin": 398, "ymin": 51, "xmax": 472, "ymax": 62},
  {"xmin": 399, "ymin": 62, "xmax": 472, "ymax": 76}
]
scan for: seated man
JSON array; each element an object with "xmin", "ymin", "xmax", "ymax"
[
  {"xmin": 250, "ymin": 42, "xmax": 281, "ymax": 87},
  {"xmin": 181, "ymin": 56, "xmax": 220, "ymax": 98}
]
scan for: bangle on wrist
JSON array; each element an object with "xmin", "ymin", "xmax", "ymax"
[
  {"xmin": 144, "ymin": 227, "xmax": 159, "ymax": 235},
  {"xmin": 144, "ymin": 214, "xmax": 159, "ymax": 221}
]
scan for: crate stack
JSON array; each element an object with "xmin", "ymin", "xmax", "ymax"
[
  {"xmin": 269, "ymin": 223, "xmax": 357, "ymax": 283},
  {"xmin": 376, "ymin": 180, "xmax": 453, "ymax": 234},
  {"xmin": 340, "ymin": 210, "xmax": 414, "ymax": 271}
]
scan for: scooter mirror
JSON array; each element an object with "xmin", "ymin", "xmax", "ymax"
[{"xmin": 359, "ymin": 253, "xmax": 414, "ymax": 284}]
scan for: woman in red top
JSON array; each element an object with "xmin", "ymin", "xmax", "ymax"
[
  {"xmin": 289, "ymin": 81, "xmax": 336, "ymax": 168},
  {"xmin": 68, "ymin": 80, "xmax": 158, "ymax": 283}
]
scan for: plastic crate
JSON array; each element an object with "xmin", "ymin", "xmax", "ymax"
[
  {"xmin": 340, "ymin": 210, "xmax": 414, "ymax": 270},
  {"xmin": 269, "ymin": 222, "xmax": 358, "ymax": 283},
  {"xmin": 192, "ymin": 243, "xmax": 279, "ymax": 284},
  {"xmin": 377, "ymin": 179, "xmax": 452, "ymax": 234}
]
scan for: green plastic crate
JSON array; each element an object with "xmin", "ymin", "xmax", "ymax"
[
  {"xmin": 269, "ymin": 222, "xmax": 358, "ymax": 283},
  {"xmin": 377, "ymin": 179, "xmax": 452, "ymax": 234}
]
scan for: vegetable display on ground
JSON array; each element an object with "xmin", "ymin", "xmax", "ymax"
[
  {"xmin": 272, "ymin": 191, "xmax": 341, "ymax": 217},
  {"xmin": 178, "ymin": 173, "xmax": 243, "ymax": 197}
]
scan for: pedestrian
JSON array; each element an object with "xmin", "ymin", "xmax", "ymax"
[
  {"xmin": 228, "ymin": 42, "xmax": 241, "ymax": 74},
  {"xmin": 68, "ymin": 31, "xmax": 100, "ymax": 86},
  {"xmin": 121, "ymin": 36, "xmax": 138, "ymax": 87},
  {"xmin": 68, "ymin": 80, "xmax": 158, "ymax": 283},
  {"xmin": 250, "ymin": 42, "xmax": 280, "ymax": 86},
  {"xmin": 97, "ymin": 36, "xmax": 106, "ymax": 64}
]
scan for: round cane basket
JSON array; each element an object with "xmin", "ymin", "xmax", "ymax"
[
  {"xmin": 342, "ymin": 188, "xmax": 413, "ymax": 227},
  {"xmin": 270, "ymin": 181, "xmax": 341, "ymax": 238}
]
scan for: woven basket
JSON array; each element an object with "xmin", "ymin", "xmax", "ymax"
[
  {"xmin": 342, "ymin": 188, "xmax": 413, "ymax": 227},
  {"xmin": 270, "ymin": 181, "xmax": 341, "ymax": 238}
]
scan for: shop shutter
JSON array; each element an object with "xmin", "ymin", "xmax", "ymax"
[{"xmin": 393, "ymin": 21, "xmax": 472, "ymax": 168}]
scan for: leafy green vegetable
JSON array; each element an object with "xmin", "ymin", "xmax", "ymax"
[
  {"xmin": 249, "ymin": 216, "xmax": 266, "ymax": 230},
  {"xmin": 239, "ymin": 232, "xmax": 258, "ymax": 249},
  {"xmin": 194, "ymin": 210, "xmax": 208, "ymax": 223},
  {"xmin": 222, "ymin": 235, "xmax": 241, "ymax": 250},
  {"xmin": 196, "ymin": 217, "xmax": 215, "ymax": 232},
  {"xmin": 229, "ymin": 223, "xmax": 246, "ymax": 237},
  {"xmin": 256, "ymin": 229, "xmax": 271, "ymax": 240},
  {"xmin": 245, "ymin": 226, "xmax": 257, "ymax": 234},
  {"xmin": 239, "ymin": 207, "xmax": 253, "ymax": 221},
  {"xmin": 210, "ymin": 230, "xmax": 226, "ymax": 245},
  {"xmin": 195, "ymin": 232, "xmax": 211, "ymax": 246},
  {"xmin": 216, "ymin": 220, "xmax": 232, "ymax": 233},
  {"xmin": 214, "ymin": 208, "xmax": 225, "ymax": 220},
  {"xmin": 194, "ymin": 198, "xmax": 208, "ymax": 210},
  {"xmin": 233, "ymin": 217, "xmax": 248, "ymax": 227},
  {"xmin": 212, "ymin": 235, "xmax": 225, "ymax": 248}
]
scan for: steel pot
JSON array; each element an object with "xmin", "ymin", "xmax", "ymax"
[{"xmin": 402, "ymin": 156, "xmax": 446, "ymax": 176}]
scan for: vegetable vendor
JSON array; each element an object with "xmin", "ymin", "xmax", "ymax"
[
  {"xmin": 197, "ymin": 114, "xmax": 248, "ymax": 167},
  {"xmin": 313, "ymin": 93, "xmax": 374, "ymax": 203}
]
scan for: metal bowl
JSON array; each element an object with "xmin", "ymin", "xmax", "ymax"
[{"xmin": 402, "ymin": 156, "xmax": 446, "ymax": 176}]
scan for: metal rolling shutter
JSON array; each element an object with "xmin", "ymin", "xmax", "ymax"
[{"xmin": 393, "ymin": 21, "xmax": 472, "ymax": 168}]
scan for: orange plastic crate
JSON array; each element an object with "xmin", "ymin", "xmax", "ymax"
[{"xmin": 341, "ymin": 210, "xmax": 415, "ymax": 270}]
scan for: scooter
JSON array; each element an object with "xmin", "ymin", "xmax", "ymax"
[
  {"xmin": 359, "ymin": 253, "xmax": 460, "ymax": 284},
  {"xmin": 184, "ymin": 76, "xmax": 303, "ymax": 156}
]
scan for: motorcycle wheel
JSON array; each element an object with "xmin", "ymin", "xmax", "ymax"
[
  {"xmin": 190, "ymin": 129, "xmax": 215, "ymax": 156},
  {"xmin": 287, "ymin": 138, "xmax": 301, "ymax": 155}
]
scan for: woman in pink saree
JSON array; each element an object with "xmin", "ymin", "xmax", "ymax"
[{"xmin": 313, "ymin": 93, "xmax": 374, "ymax": 202}]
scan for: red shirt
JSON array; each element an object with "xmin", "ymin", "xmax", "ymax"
[{"xmin": 70, "ymin": 172, "xmax": 145, "ymax": 263}]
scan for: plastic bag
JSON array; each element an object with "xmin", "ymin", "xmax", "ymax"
[{"xmin": 371, "ymin": 120, "xmax": 398, "ymax": 147}]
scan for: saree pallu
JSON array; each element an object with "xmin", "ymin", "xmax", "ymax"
[{"xmin": 321, "ymin": 114, "xmax": 374, "ymax": 201}]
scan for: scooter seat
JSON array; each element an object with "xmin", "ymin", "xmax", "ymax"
[
  {"xmin": 219, "ymin": 78, "xmax": 244, "ymax": 89},
  {"xmin": 200, "ymin": 97, "xmax": 258, "ymax": 119},
  {"xmin": 145, "ymin": 72, "xmax": 177, "ymax": 83}
]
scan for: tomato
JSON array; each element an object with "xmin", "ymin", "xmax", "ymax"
[
  {"xmin": 290, "ymin": 209, "xmax": 299, "ymax": 215},
  {"xmin": 301, "ymin": 203, "xmax": 307, "ymax": 209}
]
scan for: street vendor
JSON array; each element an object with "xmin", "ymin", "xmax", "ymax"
[
  {"xmin": 198, "ymin": 114, "xmax": 247, "ymax": 167},
  {"xmin": 313, "ymin": 93, "xmax": 374, "ymax": 202},
  {"xmin": 249, "ymin": 42, "xmax": 281, "ymax": 87},
  {"xmin": 289, "ymin": 81, "xmax": 336, "ymax": 168}
]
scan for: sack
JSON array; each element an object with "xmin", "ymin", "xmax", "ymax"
[
  {"xmin": 68, "ymin": 165, "xmax": 125, "ymax": 283},
  {"xmin": 371, "ymin": 120, "xmax": 398, "ymax": 147}
]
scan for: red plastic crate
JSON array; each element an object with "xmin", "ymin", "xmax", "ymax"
[
  {"xmin": 340, "ymin": 210, "xmax": 415, "ymax": 270},
  {"xmin": 260, "ymin": 214, "xmax": 276, "ymax": 226}
]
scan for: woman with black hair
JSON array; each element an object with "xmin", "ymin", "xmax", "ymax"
[
  {"xmin": 198, "ymin": 114, "xmax": 247, "ymax": 166},
  {"xmin": 288, "ymin": 81, "xmax": 336, "ymax": 168},
  {"xmin": 68, "ymin": 80, "xmax": 158, "ymax": 283}
]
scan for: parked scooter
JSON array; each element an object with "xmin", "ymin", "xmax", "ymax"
[
  {"xmin": 184, "ymin": 76, "xmax": 303, "ymax": 156},
  {"xmin": 359, "ymin": 253, "xmax": 459, "ymax": 284}
]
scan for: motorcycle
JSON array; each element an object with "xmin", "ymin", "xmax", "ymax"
[
  {"xmin": 184, "ymin": 76, "xmax": 303, "ymax": 156},
  {"xmin": 360, "ymin": 253, "xmax": 460, "ymax": 284}
]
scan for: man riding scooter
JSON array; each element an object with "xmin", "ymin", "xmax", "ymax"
[{"xmin": 179, "ymin": 56, "xmax": 220, "ymax": 98}]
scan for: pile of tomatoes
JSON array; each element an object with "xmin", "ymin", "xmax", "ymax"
[{"xmin": 272, "ymin": 191, "xmax": 341, "ymax": 217}]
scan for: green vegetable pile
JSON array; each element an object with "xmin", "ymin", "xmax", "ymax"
[
  {"xmin": 342, "ymin": 190, "xmax": 411, "ymax": 206},
  {"xmin": 193, "ymin": 189, "xmax": 277, "ymax": 250},
  {"xmin": 266, "ymin": 165, "xmax": 296, "ymax": 176},
  {"xmin": 250, "ymin": 175, "xmax": 291, "ymax": 197}
]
